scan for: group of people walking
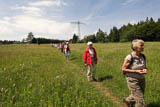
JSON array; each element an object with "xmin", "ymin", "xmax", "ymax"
[
  {"xmin": 83, "ymin": 39, "xmax": 147, "ymax": 107},
  {"xmin": 53, "ymin": 42, "xmax": 71, "ymax": 60},
  {"xmin": 53, "ymin": 39, "xmax": 147, "ymax": 107},
  {"xmin": 60, "ymin": 42, "xmax": 71, "ymax": 60}
]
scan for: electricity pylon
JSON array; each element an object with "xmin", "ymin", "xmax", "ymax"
[{"xmin": 71, "ymin": 20, "xmax": 85, "ymax": 39}]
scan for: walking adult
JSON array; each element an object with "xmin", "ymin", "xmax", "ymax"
[
  {"xmin": 122, "ymin": 39, "xmax": 147, "ymax": 107},
  {"xmin": 60, "ymin": 42, "xmax": 64, "ymax": 53},
  {"xmin": 83, "ymin": 42, "xmax": 98, "ymax": 82},
  {"xmin": 64, "ymin": 42, "xmax": 71, "ymax": 60}
]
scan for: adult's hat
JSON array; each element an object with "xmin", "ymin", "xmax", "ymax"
[{"xmin": 87, "ymin": 41, "xmax": 93, "ymax": 45}]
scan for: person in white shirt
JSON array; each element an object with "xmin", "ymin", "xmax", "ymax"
[{"xmin": 122, "ymin": 39, "xmax": 147, "ymax": 107}]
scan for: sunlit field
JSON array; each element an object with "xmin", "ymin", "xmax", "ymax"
[
  {"xmin": 70, "ymin": 42, "xmax": 160, "ymax": 107},
  {"xmin": 0, "ymin": 42, "xmax": 160, "ymax": 107},
  {"xmin": 0, "ymin": 44, "xmax": 115, "ymax": 107}
]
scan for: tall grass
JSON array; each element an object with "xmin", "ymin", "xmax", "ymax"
[
  {"xmin": 0, "ymin": 44, "xmax": 115, "ymax": 107},
  {"xmin": 1, "ymin": 42, "xmax": 159, "ymax": 106}
]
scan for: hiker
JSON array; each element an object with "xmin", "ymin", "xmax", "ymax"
[
  {"xmin": 64, "ymin": 42, "xmax": 71, "ymax": 60},
  {"xmin": 122, "ymin": 39, "xmax": 147, "ymax": 107},
  {"xmin": 60, "ymin": 42, "xmax": 64, "ymax": 53},
  {"xmin": 83, "ymin": 41, "xmax": 97, "ymax": 82}
]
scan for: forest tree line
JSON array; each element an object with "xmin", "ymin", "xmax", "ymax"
[{"xmin": 73, "ymin": 17, "xmax": 160, "ymax": 43}]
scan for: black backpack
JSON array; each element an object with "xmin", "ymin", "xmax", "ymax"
[
  {"xmin": 123, "ymin": 53, "xmax": 146, "ymax": 75},
  {"xmin": 130, "ymin": 53, "xmax": 146, "ymax": 65}
]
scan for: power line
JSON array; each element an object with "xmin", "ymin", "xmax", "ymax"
[{"xmin": 71, "ymin": 20, "xmax": 85, "ymax": 39}]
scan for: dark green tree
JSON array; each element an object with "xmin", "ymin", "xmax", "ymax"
[
  {"xmin": 26, "ymin": 32, "xmax": 34, "ymax": 43},
  {"xmin": 31, "ymin": 38, "xmax": 37, "ymax": 43},
  {"xmin": 155, "ymin": 18, "xmax": 160, "ymax": 41},
  {"xmin": 82, "ymin": 17, "xmax": 160, "ymax": 42},
  {"xmin": 72, "ymin": 33, "xmax": 79, "ymax": 43},
  {"xmin": 109, "ymin": 27, "xmax": 120, "ymax": 42},
  {"xmin": 83, "ymin": 34, "xmax": 97, "ymax": 43},
  {"xmin": 96, "ymin": 29, "xmax": 106, "ymax": 42}
]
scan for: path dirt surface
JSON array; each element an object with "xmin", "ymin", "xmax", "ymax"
[{"xmin": 93, "ymin": 82, "xmax": 124, "ymax": 107}]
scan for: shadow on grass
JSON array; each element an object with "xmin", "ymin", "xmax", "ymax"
[
  {"xmin": 70, "ymin": 56, "xmax": 77, "ymax": 61},
  {"xmin": 97, "ymin": 75, "xmax": 113, "ymax": 82},
  {"xmin": 147, "ymin": 102, "xmax": 160, "ymax": 107}
]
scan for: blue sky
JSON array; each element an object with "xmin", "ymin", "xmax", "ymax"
[{"xmin": 0, "ymin": 0, "xmax": 160, "ymax": 40}]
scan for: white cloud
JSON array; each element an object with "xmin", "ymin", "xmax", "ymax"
[
  {"xmin": 11, "ymin": 1, "xmax": 68, "ymax": 18},
  {"xmin": 29, "ymin": 0, "xmax": 67, "ymax": 7},
  {"xmin": 13, "ymin": 15, "xmax": 72, "ymax": 34},
  {"xmin": 0, "ymin": 14, "xmax": 76, "ymax": 40},
  {"xmin": 122, "ymin": 0, "xmax": 138, "ymax": 5},
  {"xmin": 129, "ymin": 20, "xmax": 137, "ymax": 25},
  {"xmin": 0, "ymin": 0, "xmax": 73, "ymax": 40},
  {"xmin": 14, "ymin": 6, "xmax": 41, "ymax": 12},
  {"xmin": 0, "ymin": 20, "xmax": 14, "ymax": 35},
  {"xmin": 13, "ymin": 6, "xmax": 43, "ymax": 17},
  {"xmin": 3, "ymin": 17, "xmax": 11, "ymax": 21}
]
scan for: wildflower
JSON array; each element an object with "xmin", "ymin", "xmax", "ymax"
[
  {"xmin": 20, "ymin": 63, "xmax": 24, "ymax": 66},
  {"xmin": 13, "ymin": 83, "xmax": 16, "ymax": 87},
  {"xmin": 29, "ymin": 83, "xmax": 32, "ymax": 88},
  {"xmin": 56, "ymin": 76, "xmax": 59, "ymax": 79},
  {"xmin": 12, "ymin": 96, "xmax": 16, "ymax": 104},
  {"xmin": 5, "ymin": 89, "xmax": 8, "ymax": 93},
  {"xmin": 3, "ymin": 68, "xmax": 6, "ymax": 71},
  {"xmin": 0, "ymin": 88, "xmax": 4, "ymax": 92}
]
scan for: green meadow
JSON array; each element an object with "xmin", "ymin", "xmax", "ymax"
[{"xmin": 0, "ymin": 42, "xmax": 160, "ymax": 107}]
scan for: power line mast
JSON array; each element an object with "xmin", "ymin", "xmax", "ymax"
[{"xmin": 71, "ymin": 20, "xmax": 85, "ymax": 40}]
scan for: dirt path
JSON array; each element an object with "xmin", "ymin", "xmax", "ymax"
[
  {"xmin": 93, "ymin": 82, "xmax": 124, "ymax": 107},
  {"xmin": 68, "ymin": 60, "xmax": 125, "ymax": 107}
]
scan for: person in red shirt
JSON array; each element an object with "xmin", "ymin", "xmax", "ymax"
[
  {"xmin": 83, "ymin": 42, "xmax": 97, "ymax": 82},
  {"xmin": 64, "ymin": 42, "xmax": 71, "ymax": 60},
  {"xmin": 60, "ymin": 42, "xmax": 64, "ymax": 53}
]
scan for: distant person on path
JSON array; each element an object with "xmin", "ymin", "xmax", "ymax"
[
  {"xmin": 122, "ymin": 39, "xmax": 147, "ymax": 107},
  {"xmin": 83, "ymin": 42, "xmax": 98, "ymax": 82},
  {"xmin": 60, "ymin": 42, "xmax": 64, "ymax": 53},
  {"xmin": 64, "ymin": 42, "xmax": 71, "ymax": 60}
]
